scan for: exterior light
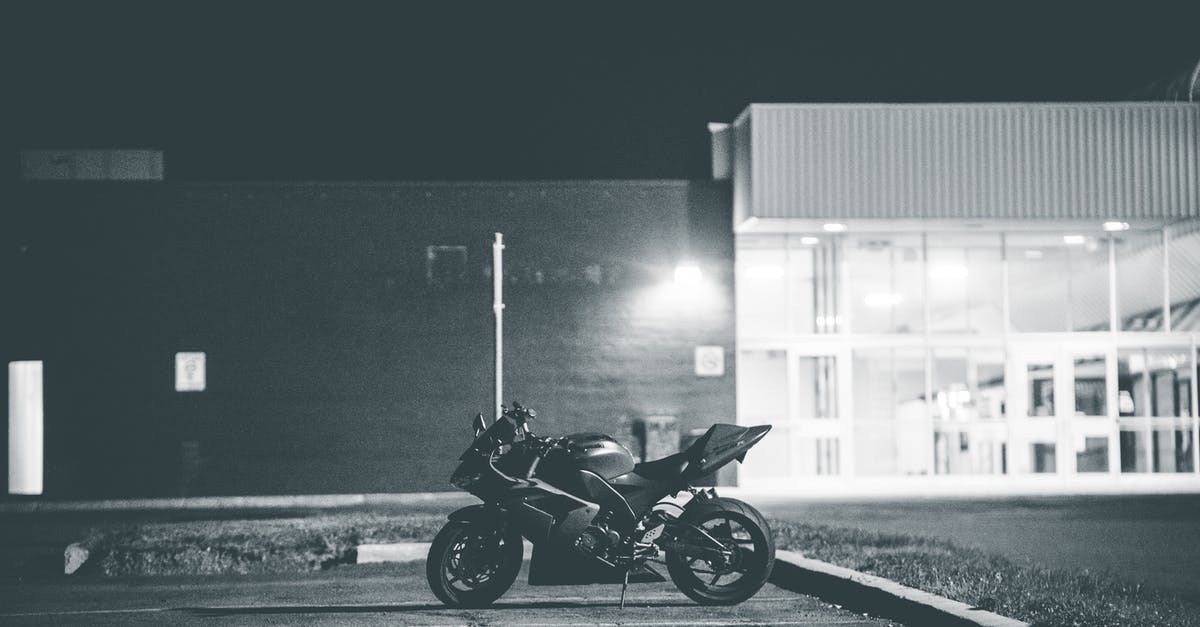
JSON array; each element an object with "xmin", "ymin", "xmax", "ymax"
[
  {"xmin": 1063, "ymin": 235, "xmax": 1086, "ymax": 245},
  {"xmin": 674, "ymin": 264, "xmax": 703, "ymax": 285},
  {"xmin": 1102, "ymin": 221, "xmax": 1130, "ymax": 232},
  {"xmin": 746, "ymin": 265, "xmax": 784, "ymax": 280},
  {"xmin": 929, "ymin": 264, "xmax": 968, "ymax": 280},
  {"xmin": 823, "ymin": 223, "xmax": 847, "ymax": 233},
  {"xmin": 799, "ymin": 236, "xmax": 821, "ymax": 246},
  {"xmin": 864, "ymin": 292, "xmax": 902, "ymax": 307}
]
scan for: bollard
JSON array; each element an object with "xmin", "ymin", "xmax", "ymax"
[{"xmin": 9, "ymin": 361, "xmax": 44, "ymax": 495}]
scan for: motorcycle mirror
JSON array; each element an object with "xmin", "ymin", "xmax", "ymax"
[{"xmin": 471, "ymin": 412, "xmax": 487, "ymax": 437}]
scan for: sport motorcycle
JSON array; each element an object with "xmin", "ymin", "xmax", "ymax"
[{"xmin": 426, "ymin": 402, "xmax": 775, "ymax": 608}]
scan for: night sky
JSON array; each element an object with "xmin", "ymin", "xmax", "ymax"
[{"xmin": 6, "ymin": 1, "xmax": 1200, "ymax": 181}]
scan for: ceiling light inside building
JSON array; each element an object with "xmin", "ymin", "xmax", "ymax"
[
  {"xmin": 1103, "ymin": 221, "xmax": 1130, "ymax": 232},
  {"xmin": 1063, "ymin": 235, "xmax": 1086, "ymax": 245},
  {"xmin": 864, "ymin": 292, "xmax": 902, "ymax": 307},
  {"xmin": 822, "ymin": 223, "xmax": 847, "ymax": 233},
  {"xmin": 799, "ymin": 236, "xmax": 821, "ymax": 246},
  {"xmin": 1024, "ymin": 249, "xmax": 1044, "ymax": 260}
]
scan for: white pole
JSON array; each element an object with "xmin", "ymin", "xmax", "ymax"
[
  {"xmin": 9, "ymin": 361, "xmax": 44, "ymax": 495},
  {"xmin": 493, "ymin": 233, "xmax": 505, "ymax": 421}
]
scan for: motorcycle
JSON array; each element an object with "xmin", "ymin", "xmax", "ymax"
[{"xmin": 426, "ymin": 402, "xmax": 775, "ymax": 608}]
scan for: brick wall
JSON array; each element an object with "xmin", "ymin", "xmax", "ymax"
[{"xmin": 1, "ymin": 180, "xmax": 734, "ymax": 497}]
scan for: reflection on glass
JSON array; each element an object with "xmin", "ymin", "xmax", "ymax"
[
  {"xmin": 1116, "ymin": 230, "xmax": 1164, "ymax": 331},
  {"xmin": 796, "ymin": 356, "xmax": 838, "ymax": 419},
  {"xmin": 1032, "ymin": 442, "xmax": 1057, "ymax": 473},
  {"xmin": 1118, "ymin": 349, "xmax": 1193, "ymax": 417},
  {"xmin": 738, "ymin": 350, "xmax": 787, "ymax": 421},
  {"xmin": 737, "ymin": 236, "xmax": 788, "ymax": 335},
  {"xmin": 1153, "ymin": 429, "xmax": 1195, "ymax": 473},
  {"xmin": 1076, "ymin": 436, "xmax": 1109, "ymax": 473},
  {"xmin": 853, "ymin": 349, "xmax": 926, "ymax": 476},
  {"xmin": 1007, "ymin": 233, "xmax": 1109, "ymax": 332},
  {"xmin": 788, "ymin": 237, "xmax": 817, "ymax": 334},
  {"xmin": 847, "ymin": 235, "xmax": 923, "ymax": 334},
  {"xmin": 1073, "ymin": 355, "xmax": 1106, "ymax": 416},
  {"xmin": 1027, "ymin": 363, "xmax": 1055, "ymax": 416},
  {"xmin": 1168, "ymin": 223, "xmax": 1200, "ymax": 331},
  {"xmin": 927, "ymin": 234, "xmax": 1003, "ymax": 334},
  {"xmin": 1121, "ymin": 431, "xmax": 1149, "ymax": 473},
  {"xmin": 798, "ymin": 437, "xmax": 839, "ymax": 476}
]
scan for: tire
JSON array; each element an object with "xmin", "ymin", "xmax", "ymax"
[
  {"xmin": 426, "ymin": 519, "xmax": 523, "ymax": 608},
  {"xmin": 665, "ymin": 497, "xmax": 775, "ymax": 606}
]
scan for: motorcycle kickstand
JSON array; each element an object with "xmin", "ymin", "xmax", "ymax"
[{"xmin": 619, "ymin": 567, "xmax": 630, "ymax": 609}]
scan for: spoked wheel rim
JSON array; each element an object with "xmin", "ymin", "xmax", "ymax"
[{"xmin": 673, "ymin": 513, "xmax": 769, "ymax": 598}]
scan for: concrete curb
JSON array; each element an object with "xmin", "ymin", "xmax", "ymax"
[{"xmin": 771, "ymin": 550, "xmax": 1029, "ymax": 627}]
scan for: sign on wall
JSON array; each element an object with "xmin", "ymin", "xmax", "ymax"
[
  {"xmin": 694, "ymin": 346, "xmax": 725, "ymax": 377},
  {"xmin": 175, "ymin": 352, "xmax": 206, "ymax": 392}
]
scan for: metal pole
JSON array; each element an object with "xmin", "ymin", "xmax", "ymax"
[{"xmin": 493, "ymin": 233, "xmax": 505, "ymax": 421}]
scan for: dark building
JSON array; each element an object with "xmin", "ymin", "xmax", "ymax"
[{"xmin": 2, "ymin": 178, "xmax": 734, "ymax": 498}]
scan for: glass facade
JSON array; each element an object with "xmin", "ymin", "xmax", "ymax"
[{"xmin": 736, "ymin": 224, "xmax": 1200, "ymax": 487}]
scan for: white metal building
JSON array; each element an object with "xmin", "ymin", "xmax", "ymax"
[{"xmin": 712, "ymin": 102, "xmax": 1200, "ymax": 494}]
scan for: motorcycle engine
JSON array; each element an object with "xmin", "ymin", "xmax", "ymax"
[{"xmin": 573, "ymin": 520, "xmax": 623, "ymax": 562}]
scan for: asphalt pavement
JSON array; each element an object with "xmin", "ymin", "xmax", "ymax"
[{"xmin": 0, "ymin": 562, "xmax": 898, "ymax": 626}]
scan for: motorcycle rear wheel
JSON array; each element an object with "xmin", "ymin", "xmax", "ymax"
[
  {"xmin": 426, "ymin": 520, "xmax": 523, "ymax": 608},
  {"xmin": 665, "ymin": 497, "xmax": 775, "ymax": 605}
]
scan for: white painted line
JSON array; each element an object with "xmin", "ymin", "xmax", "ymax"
[{"xmin": 775, "ymin": 550, "xmax": 1029, "ymax": 627}]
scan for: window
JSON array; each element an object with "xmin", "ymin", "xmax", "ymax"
[
  {"xmin": 1169, "ymin": 222, "xmax": 1200, "ymax": 331},
  {"xmin": 927, "ymin": 233, "xmax": 1003, "ymax": 335},
  {"xmin": 737, "ymin": 236, "xmax": 788, "ymax": 336},
  {"xmin": 846, "ymin": 235, "xmax": 923, "ymax": 334},
  {"xmin": 853, "ymin": 348, "xmax": 926, "ymax": 475},
  {"xmin": 1007, "ymin": 233, "xmax": 1109, "ymax": 332},
  {"xmin": 1116, "ymin": 230, "xmax": 1164, "ymax": 331}
]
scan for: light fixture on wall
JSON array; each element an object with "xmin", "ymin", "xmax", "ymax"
[
  {"xmin": 822, "ymin": 223, "xmax": 847, "ymax": 233},
  {"xmin": 1062, "ymin": 235, "xmax": 1086, "ymax": 245},
  {"xmin": 1102, "ymin": 221, "xmax": 1130, "ymax": 232}
]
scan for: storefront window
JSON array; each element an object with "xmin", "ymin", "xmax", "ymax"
[
  {"xmin": 927, "ymin": 234, "xmax": 1003, "ymax": 335},
  {"xmin": 1116, "ymin": 230, "xmax": 1164, "ymax": 331},
  {"xmin": 1027, "ymin": 362, "xmax": 1055, "ymax": 417},
  {"xmin": 846, "ymin": 235, "xmax": 923, "ymax": 334},
  {"xmin": 1073, "ymin": 355, "xmax": 1106, "ymax": 417},
  {"xmin": 853, "ymin": 348, "xmax": 926, "ymax": 475},
  {"xmin": 1007, "ymin": 233, "xmax": 1109, "ymax": 332},
  {"xmin": 796, "ymin": 356, "xmax": 838, "ymax": 419},
  {"xmin": 1168, "ymin": 222, "xmax": 1200, "ymax": 331},
  {"xmin": 1076, "ymin": 436, "xmax": 1109, "ymax": 473},
  {"xmin": 737, "ymin": 236, "xmax": 788, "ymax": 336}
]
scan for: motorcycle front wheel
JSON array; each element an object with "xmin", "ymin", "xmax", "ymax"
[
  {"xmin": 426, "ymin": 519, "xmax": 523, "ymax": 608},
  {"xmin": 665, "ymin": 497, "xmax": 775, "ymax": 605}
]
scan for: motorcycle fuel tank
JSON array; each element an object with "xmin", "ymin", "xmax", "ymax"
[{"xmin": 563, "ymin": 433, "xmax": 635, "ymax": 480}]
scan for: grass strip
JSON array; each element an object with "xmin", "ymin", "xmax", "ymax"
[
  {"xmin": 80, "ymin": 513, "xmax": 444, "ymax": 576},
  {"xmin": 771, "ymin": 519, "xmax": 1200, "ymax": 627}
]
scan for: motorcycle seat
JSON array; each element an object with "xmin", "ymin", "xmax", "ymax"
[{"xmin": 632, "ymin": 451, "xmax": 691, "ymax": 480}]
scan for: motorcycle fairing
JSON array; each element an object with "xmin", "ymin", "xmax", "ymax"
[{"xmin": 685, "ymin": 424, "xmax": 771, "ymax": 478}]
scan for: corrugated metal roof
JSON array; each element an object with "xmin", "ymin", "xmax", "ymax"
[{"xmin": 738, "ymin": 103, "xmax": 1200, "ymax": 221}]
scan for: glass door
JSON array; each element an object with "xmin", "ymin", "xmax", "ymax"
[{"xmin": 1008, "ymin": 343, "xmax": 1116, "ymax": 475}]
